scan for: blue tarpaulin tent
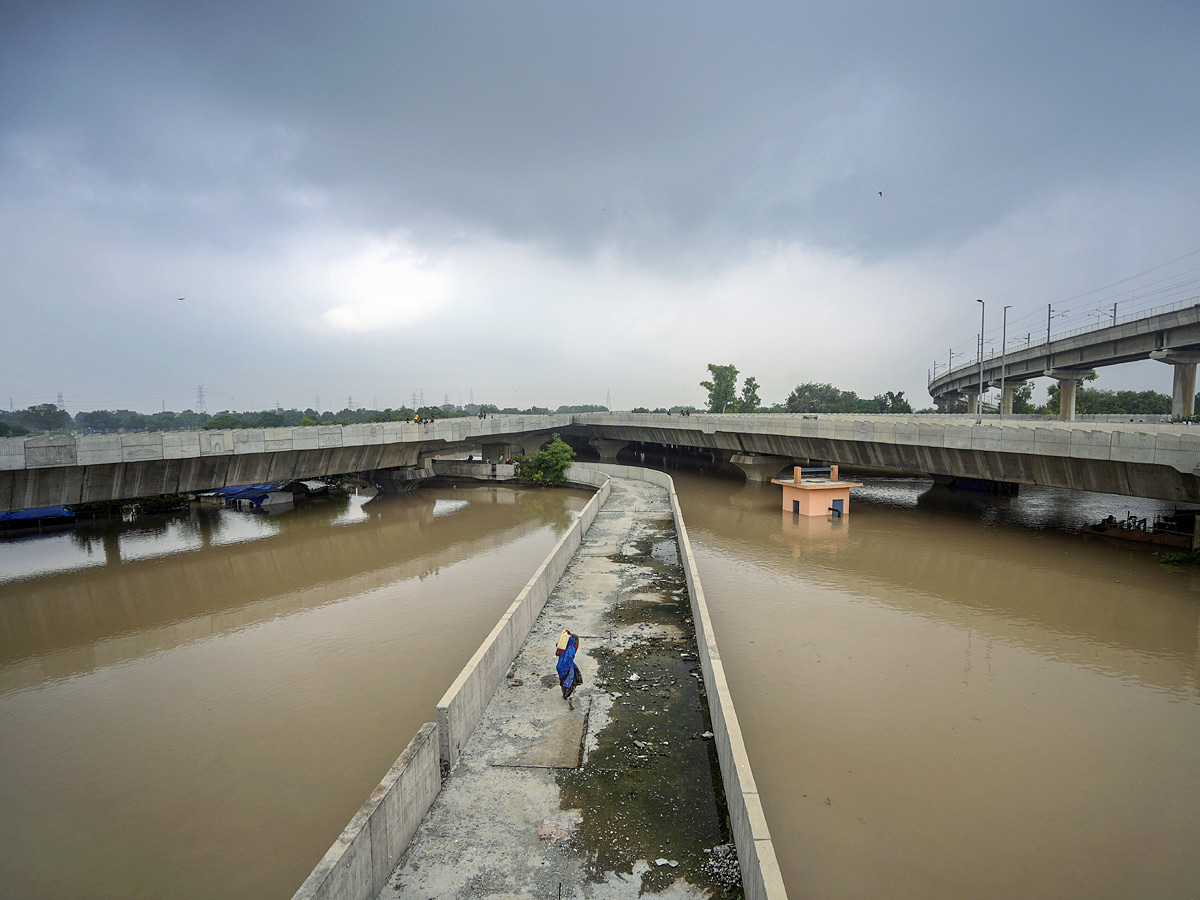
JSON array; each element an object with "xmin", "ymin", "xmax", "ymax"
[
  {"xmin": 201, "ymin": 483, "xmax": 285, "ymax": 506},
  {"xmin": 0, "ymin": 506, "xmax": 76, "ymax": 523}
]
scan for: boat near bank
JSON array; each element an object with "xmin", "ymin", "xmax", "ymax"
[{"xmin": 1081, "ymin": 509, "xmax": 1198, "ymax": 550}]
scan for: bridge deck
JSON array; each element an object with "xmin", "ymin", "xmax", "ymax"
[{"xmin": 4, "ymin": 413, "xmax": 1199, "ymax": 509}]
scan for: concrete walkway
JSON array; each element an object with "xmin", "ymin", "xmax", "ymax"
[{"xmin": 376, "ymin": 476, "xmax": 738, "ymax": 899}]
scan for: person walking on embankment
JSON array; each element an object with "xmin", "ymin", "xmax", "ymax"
[{"xmin": 556, "ymin": 628, "xmax": 582, "ymax": 710}]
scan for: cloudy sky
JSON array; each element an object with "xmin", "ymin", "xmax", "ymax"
[{"xmin": 2, "ymin": 1, "xmax": 1198, "ymax": 414}]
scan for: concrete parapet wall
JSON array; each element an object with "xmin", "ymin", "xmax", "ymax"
[
  {"xmin": 574, "ymin": 463, "xmax": 788, "ymax": 900},
  {"xmin": 435, "ymin": 466, "xmax": 611, "ymax": 769},
  {"xmin": 430, "ymin": 460, "xmax": 517, "ymax": 481},
  {"xmin": 290, "ymin": 722, "xmax": 441, "ymax": 900}
]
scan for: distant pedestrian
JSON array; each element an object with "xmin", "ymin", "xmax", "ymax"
[{"xmin": 555, "ymin": 628, "xmax": 582, "ymax": 710}]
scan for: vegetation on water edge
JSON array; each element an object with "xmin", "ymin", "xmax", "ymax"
[
  {"xmin": 515, "ymin": 433, "xmax": 575, "ymax": 485},
  {"xmin": 1159, "ymin": 548, "xmax": 1200, "ymax": 566}
]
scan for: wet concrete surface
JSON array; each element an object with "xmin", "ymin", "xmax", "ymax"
[{"xmin": 378, "ymin": 477, "xmax": 740, "ymax": 899}]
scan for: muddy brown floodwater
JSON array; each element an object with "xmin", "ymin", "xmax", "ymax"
[
  {"xmin": 0, "ymin": 484, "xmax": 592, "ymax": 900},
  {"xmin": 3, "ymin": 470, "xmax": 1199, "ymax": 900},
  {"xmin": 671, "ymin": 469, "xmax": 1200, "ymax": 900}
]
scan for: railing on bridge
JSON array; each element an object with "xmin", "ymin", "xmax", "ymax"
[{"xmin": 929, "ymin": 295, "xmax": 1200, "ymax": 387}]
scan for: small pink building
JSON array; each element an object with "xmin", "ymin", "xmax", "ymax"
[{"xmin": 771, "ymin": 465, "xmax": 863, "ymax": 517}]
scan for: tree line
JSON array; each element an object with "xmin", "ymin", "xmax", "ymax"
[
  {"xmin": 699, "ymin": 364, "xmax": 915, "ymax": 414},
  {"xmin": 698, "ymin": 363, "xmax": 1185, "ymax": 417},
  {"xmin": 0, "ymin": 402, "xmax": 611, "ymax": 436}
]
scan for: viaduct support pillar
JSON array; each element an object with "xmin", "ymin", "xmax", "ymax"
[
  {"xmin": 512, "ymin": 434, "xmax": 549, "ymax": 456},
  {"xmin": 589, "ymin": 439, "xmax": 628, "ymax": 462},
  {"xmin": 481, "ymin": 442, "xmax": 511, "ymax": 462},
  {"xmin": 369, "ymin": 465, "xmax": 434, "ymax": 493},
  {"xmin": 1172, "ymin": 363, "xmax": 1197, "ymax": 419},
  {"xmin": 960, "ymin": 388, "xmax": 979, "ymax": 418},
  {"xmin": 1044, "ymin": 368, "xmax": 1095, "ymax": 422},
  {"xmin": 730, "ymin": 453, "xmax": 793, "ymax": 482},
  {"xmin": 1001, "ymin": 381, "xmax": 1025, "ymax": 416},
  {"xmin": 1150, "ymin": 351, "xmax": 1200, "ymax": 419}
]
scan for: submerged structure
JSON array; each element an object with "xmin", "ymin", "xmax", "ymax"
[{"xmin": 771, "ymin": 465, "xmax": 863, "ymax": 517}]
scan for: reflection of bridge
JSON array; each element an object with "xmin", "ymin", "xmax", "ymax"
[
  {"xmin": 0, "ymin": 487, "xmax": 575, "ymax": 691},
  {"xmin": 4, "ymin": 411, "xmax": 1200, "ymax": 508},
  {"xmin": 928, "ymin": 300, "xmax": 1200, "ymax": 420}
]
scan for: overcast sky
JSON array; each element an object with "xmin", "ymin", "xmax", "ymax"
[{"xmin": 2, "ymin": 0, "xmax": 1198, "ymax": 413}]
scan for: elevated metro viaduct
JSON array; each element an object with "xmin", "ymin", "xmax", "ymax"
[
  {"xmin": 3, "ymin": 412, "xmax": 1200, "ymax": 511},
  {"xmin": 928, "ymin": 301, "xmax": 1200, "ymax": 421}
]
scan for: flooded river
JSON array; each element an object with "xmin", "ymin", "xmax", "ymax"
[
  {"xmin": 2, "ymin": 470, "xmax": 1198, "ymax": 899},
  {"xmin": 671, "ymin": 471, "xmax": 1200, "ymax": 900},
  {"xmin": 0, "ymin": 485, "xmax": 591, "ymax": 900}
]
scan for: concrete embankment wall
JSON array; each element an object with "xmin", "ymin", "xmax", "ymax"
[
  {"xmin": 576, "ymin": 463, "xmax": 789, "ymax": 900},
  {"xmin": 291, "ymin": 470, "xmax": 610, "ymax": 900},
  {"xmin": 290, "ymin": 723, "xmax": 441, "ymax": 900},
  {"xmin": 436, "ymin": 466, "xmax": 611, "ymax": 768},
  {"xmin": 292, "ymin": 465, "xmax": 786, "ymax": 900}
]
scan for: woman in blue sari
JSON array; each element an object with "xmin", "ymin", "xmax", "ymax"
[{"xmin": 555, "ymin": 629, "xmax": 583, "ymax": 709}]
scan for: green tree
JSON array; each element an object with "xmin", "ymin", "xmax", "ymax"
[
  {"xmin": 857, "ymin": 390, "xmax": 911, "ymax": 413},
  {"xmin": 739, "ymin": 377, "xmax": 761, "ymax": 412},
  {"xmin": 17, "ymin": 403, "xmax": 71, "ymax": 432},
  {"xmin": 785, "ymin": 383, "xmax": 858, "ymax": 413},
  {"xmin": 76, "ymin": 409, "xmax": 123, "ymax": 431},
  {"xmin": 204, "ymin": 412, "xmax": 245, "ymax": 430},
  {"xmin": 146, "ymin": 411, "xmax": 179, "ymax": 431},
  {"xmin": 252, "ymin": 411, "xmax": 286, "ymax": 428},
  {"xmin": 700, "ymin": 362, "xmax": 763, "ymax": 415},
  {"xmin": 1010, "ymin": 383, "xmax": 1036, "ymax": 414},
  {"xmin": 175, "ymin": 409, "xmax": 208, "ymax": 430},
  {"xmin": 515, "ymin": 433, "xmax": 576, "ymax": 485},
  {"xmin": 701, "ymin": 363, "xmax": 740, "ymax": 412}
]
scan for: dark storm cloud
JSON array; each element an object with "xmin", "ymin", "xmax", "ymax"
[
  {"xmin": 1, "ymin": 1, "xmax": 1197, "ymax": 410},
  {"xmin": 6, "ymin": 0, "xmax": 1195, "ymax": 262}
]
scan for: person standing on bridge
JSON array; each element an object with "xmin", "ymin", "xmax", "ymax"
[{"xmin": 555, "ymin": 628, "xmax": 582, "ymax": 710}]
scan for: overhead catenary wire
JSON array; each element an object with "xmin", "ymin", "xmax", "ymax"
[{"xmin": 931, "ymin": 246, "xmax": 1200, "ymax": 383}]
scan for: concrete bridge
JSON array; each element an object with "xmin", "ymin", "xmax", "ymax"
[
  {"xmin": 0, "ymin": 416, "xmax": 569, "ymax": 514},
  {"xmin": 928, "ymin": 299, "xmax": 1200, "ymax": 420},
  {"xmin": 4, "ymin": 412, "xmax": 1200, "ymax": 510},
  {"xmin": 563, "ymin": 413, "xmax": 1200, "ymax": 503}
]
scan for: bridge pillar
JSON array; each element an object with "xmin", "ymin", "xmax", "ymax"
[
  {"xmin": 1149, "ymin": 351, "xmax": 1200, "ymax": 419},
  {"xmin": 729, "ymin": 453, "xmax": 794, "ymax": 482},
  {"xmin": 369, "ymin": 465, "xmax": 434, "ymax": 493},
  {"xmin": 1044, "ymin": 368, "xmax": 1095, "ymax": 422},
  {"xmin": 1001, "ymin": 381, "xmax": 1025, "ymax": 416},
  {"xmin": 960, "ymin": 387, "xmax": 981, "ymax": 417},
  {"xmin": 589, "ymin": 439, "xmax": 628, "ymax": 462},
  {"xmin": 481, "ymin": 441, "xmax": 511, "ymax": 462},
  {"xmin": 512, "ymin": 435, "xmax": 548, "ymax": 456}
]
